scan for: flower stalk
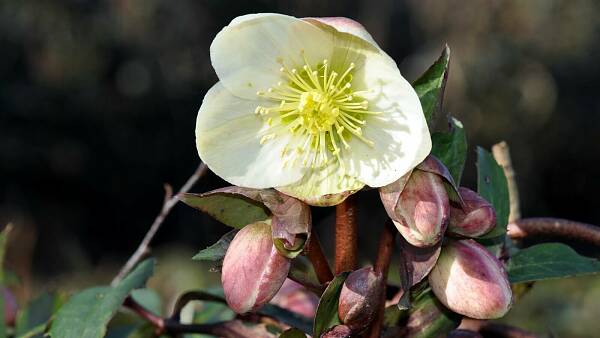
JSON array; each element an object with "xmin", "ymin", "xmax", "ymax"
[
  {"xmin": 306, "ymin": 231, "xmax": 334, "ymax": 284},
  {"xmin": 366, "ymin": 219, "xmax": 396, "ymax": 338},
  {"xmin": 335, "ymin": 194, "xmax": 358, "ymax": 274}
]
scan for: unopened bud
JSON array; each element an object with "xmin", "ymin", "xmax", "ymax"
[
  {"xmin": 338, "ymin": 266, "xmax": 383, "ymax": 331},
  {"xmin": 222, "ymin": 221, "xmax": 291, "ymax": 313},
  {"xmin": 3, "ymin": 288, "xmax": 17, "ymax": 326},
  {"xmin": 270, "ymin": 279, "xmax": 319, "ymax": 318},
  {"xmin": 448, "ymin": 187, "xmax": 496, "ymax": 237},
  {"xmin": 321, "ymin": 325, "xmax": 352, "ymax": 338},
  {"xmin": 429, "ymin": 240, "xmax": 512, "ymax": 319},
  {"xmin": 395, "ymin": 170, "xmax": 450, "ymax": 247}
]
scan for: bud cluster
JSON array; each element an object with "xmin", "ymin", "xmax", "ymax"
[{"xmin": 379, "ymin": 155, "xmax": 512, "ymax": 320}]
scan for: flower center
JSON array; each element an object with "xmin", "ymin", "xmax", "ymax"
[{"xmin": 255, "ymin": 51, "xmax": 379, "ymax": 171}]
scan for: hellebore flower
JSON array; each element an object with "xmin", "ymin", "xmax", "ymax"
[
  {"xmin": 428, "ymin": 240, "xmax": 512, "ymax": 319},
  {"xmin": 448, "ymin": 187, "xmax": 496, "ymax": 238},
  {"xmin": 338, "ymin": 266, "xmax": 383, "ymax": 331},
  {"xmin": 221, "ymin": 221, "xmax": 291, "ymax": 313},
  {"xmin": 196, "ymin": 14, "xmax": 431, "ymax": 206}
]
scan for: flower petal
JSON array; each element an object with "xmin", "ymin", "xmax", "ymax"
[
  {"xmin": 276, "ymin": 162, "xmax": 364, "ymax": 207},
  {"xmin": 342, "ymin": 53, "xmax": 431, "ymax": 187},
  {"xmin": 211, "ymin": 13, "xmax": 334, "ymax": 99},
  {"xmin": 303, "ymin": 17, "xmax": 381, "ymax": 50},
  {"xmin": 196, "ymin": 82, "xmax": 303, "ymax": 188}
]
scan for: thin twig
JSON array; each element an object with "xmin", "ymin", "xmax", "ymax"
[
  {"xmin": 124, "ymin": 296, "xmax": 224, "ymax": 335},
  {"xmin": 112, "ymin": 163, "xmax": 209, "ymax": 286},
  {"xmin": 170, "ymin": 291, "xmax": 226, "ymax": 321},
  {"xmin": 508, "ymin": 217, "xmax": 600, "ymax": 247},
  {"xmin": 335, "ymin": 194, "xmax": 358, "ymax": 274},
  {"xmin": 366, "ymin": 219, "xmax": 396, "ymax": 338},
  {"xmin": 492, "ymin": 141, "xmax": 521, "ymax": 222},
  {"xmin": 306, "ymin": 232, "xmax": 334, "ymax": 284}
]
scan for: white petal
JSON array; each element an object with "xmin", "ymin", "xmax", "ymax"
[
  {"xmin": 196, "ymin": 83, "xmax": 304, "ymax": 188},
  {"xmin": 342, "ymin": 54, "xmax": 431, "ymax": 187},
  {"xmin": 276, "ymin": 162, "xmax": 364, "ymax": 207},
  {"xmin": 303, "ymin": 17, "xmax": 381, "ymax": 50},
  {"xmin": 211, "ymin": 14, "xmax": 333, "ymax": 100}
]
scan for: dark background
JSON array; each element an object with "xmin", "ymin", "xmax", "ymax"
[{"xmin": 1, "ymin": 2, "xmax": 599, "ymax": 330}]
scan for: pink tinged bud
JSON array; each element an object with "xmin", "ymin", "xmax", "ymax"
[
  {"xmin": 338, "ymin": 267, "xmax": 383, "ymax": 331},
  {"xmin": 448, "ymin": 188, "xmax": 496, "ymax": 237},
  {"xmin": 270, "ymin": 279, "xmax": 319, "ymax": 318},
  {"xmin": 428, "ymin": 240, "xmax": 512, "ymax": 319},
  {"xmin": 2, "ymin": 288, "xmax": 17, "ymax": 326},
  {"xmin": 222, "ymin": 221, "xmax": 291, "ymax": 314},
  {"xmin": 321, "ymin": 325, "xmax": 352, "ymax": 338},
  {"xmin": 395, "ymin": 170, "xmax": 450, "ymax": 247}
]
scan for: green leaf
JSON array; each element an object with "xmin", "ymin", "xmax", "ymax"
[
  {"xmin": 280, "ymin": 328, "xmax": 306, "ymax": 338},
  {"xmin": 406, "ymin": 291, "xmax": 461, "ymax": 338},
  {"xmin": 476, "ymin": 147, "xmax": 510, "ymax": 239},
  {"xmin": 182, "ymin": 193, "xmax": 269, "ymax": 229},
  {"xmin": 192, "ymin": 230, "xmax": 238, "ymax": 262},
  {"xmin": 130, "ymin": 289, "xmax": 162, "ymax": 316},
  {"xmin": 431, "ymin": 117, "xmax": 467, "ymax": 184},
  {"xmin": 507, "ymin": 243, "xmax": 600, "ymax": 284},
  {"xmin": 313, "ymin": 272, "xmax": 349, "ymax": 338},
  {"xmin": 15, "ymin": 323, "xmax": 48, "ymax": 338},
  {"xmin": 413, "ymin": 45, "xmax": 450, "ymax": 126},
  {"xmin": 15, "ymin": 292, "xmax": 61, "ymax": 338},
  {"xmin": 49, "ymin": 259, "xmax": 155, "ymax": 338}
]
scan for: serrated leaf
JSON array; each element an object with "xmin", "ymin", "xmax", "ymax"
[
  {"xmin": 192, "ymin": 230, "xmax": 238, "ymax": 263},
  {"xmin": 182, "ymin": 192, "xmax": 269, "ymax": 229},
  {"xmin": 49, "ymin": 259, "xmax": 155, "ymax": 338},
  {"xmin": 413, "ymin": 45, "xmax": 450, "ymax": 126},
  {"xmin": 476, "ymin": 147, "xmax": 509, "ymax": 239},
  {"xmin": 313, "ymin": 272, "xmax": 349, "ymax": 338},
  {"xmin": 431, "ymin": 117, "xmax": 467, "ymax": 184},
  {"xmin": 507, "ymin": 243, "xmax": 600, "ymax": 284}
]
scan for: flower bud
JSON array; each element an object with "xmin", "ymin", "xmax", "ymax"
[
  {"xmin": 395, "ymin": 170, "xmax": 450, "ymax": 247},
  {"xmin": 3, "ymin": 288, "xmax": 17, "ymax": 326},
  {"xmin": 321, "ymin": 325, "xmax": 352, "ymax": 338},
  {"xmin": 448, "ymin": 187, "xmax": 496, "ymax": 237},
  {"xmin": 428, "ymin": 240, "xmax": 512, "ymax": 319},
  {"xmin": 222, "ymin": 221, "xmax": 291, "ymax": 313},
  {"xmin": 338, "ymin": 266, "xmax": 383, "ymax": 331},
  {"xmin": 270, "ymin": 279, "xmax": 319, "ymax": 318}
]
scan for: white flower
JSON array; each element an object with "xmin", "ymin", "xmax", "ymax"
[{"xmin": 196, "ymin": 14, "xmax": 431, "ymax": 206}]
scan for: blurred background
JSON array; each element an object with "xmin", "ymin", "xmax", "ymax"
[{"xmin": 1, "ymin": 0, "xmax": 599, "ymax": 336}]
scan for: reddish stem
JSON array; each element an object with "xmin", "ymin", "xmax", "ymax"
[
  {"xmin": 366, "ymin": 219, "xmax": 396, "ymax": 338},
  {"xmin": 335, "ymin": 195, "xmax": 358, "ymax": 274},
  {"xmin": 306, "ymin": 232, "xmax": 334, "ymax": 284},
  {"xmin": 508, "ymin": 217, "xmax": 600, "ymax": 246}
]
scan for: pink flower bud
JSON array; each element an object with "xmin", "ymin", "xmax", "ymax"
[
  {"xmin": 3, "ymin": 288, "xmax": 17, "ymax": 326},
  {"xmin": 429, "ymin": 240, "xmax": 512, "ymax": 319},
  {"xmin": 448, "ymin": 188, "xmax": 496, "ymax": 237},
  {"xmin": 321, "ymin": 325, "xmax": 352, "ymax": 338},
  {"xmin": 270, "ymin": 279, "xmax": 319, "ymax": 318},
  {"xmin": 338, "ymin": 266, "xmax": 383, "ymax": 331},
  {"xmin": 394, "ymin": 170, "xmax": 450, "ymax": 247},
  {"xmin": 222, "ymin": 221, "xmax": 291, "ymax": 313}
]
